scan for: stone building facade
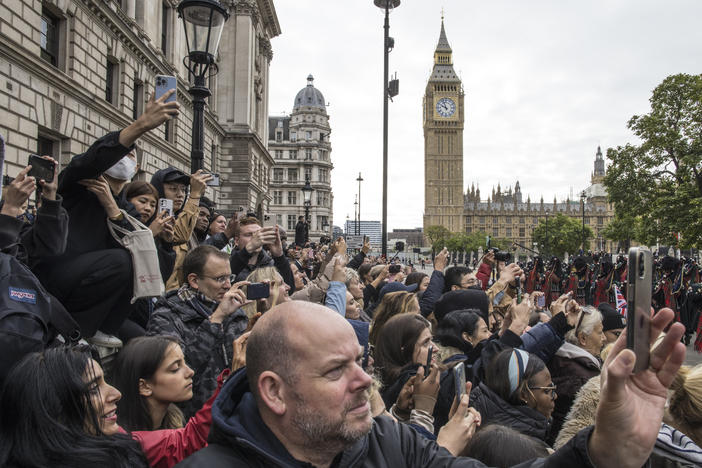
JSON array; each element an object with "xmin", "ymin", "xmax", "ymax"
[
  {"xmin": 463, "ymin": 147, "xmax": 615, "ymax": 256},
  {"xmin": 267, "ymin": 75, "xmax": 333, "ymax": 241},
  {"xmin": 0, "ymin": 0, "xmax": 280, "ymax": 218},
  {"xmin": 423, "ymin": 19, "xmax": 465, "ymax": 235}
]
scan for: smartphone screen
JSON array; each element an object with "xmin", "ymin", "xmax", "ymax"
[
  {"xmin": 453, "ymin": 362, "xmax": 466, "ymax": 400},
  {"xmin": 27, "ymin": 155, "xmax": 55, "ymax": 183},
  {"xmin": 205, "ymin": 173, "xmax": 220, "ymax": 187},
  {"xmin": 158, "ymin": 198, "xmax": 174, "ymax": 217},
  {"xmin": 246, "ymin": 282, "xmax": 270, "ymax": 300},
  {"xmin": 627, "ymin": 247, "xmax": 652, "ymax": 373},
  {"xmin": 423, "ymin": 345, "xmax": 433, "ymax": 379},
  {"xmin": 537, "ymin": 295, "xmax": 546, "ymax": 308},
  {"xmin": 155, "ymin": 75, "xmax": 177, "ymax": 103}
]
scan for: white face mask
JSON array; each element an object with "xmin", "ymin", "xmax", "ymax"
[{"xmin": 104, "ymin": 155, "xmax": 137, "ymax": 181}]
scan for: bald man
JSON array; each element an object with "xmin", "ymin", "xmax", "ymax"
[{"xmin": 176, "ymin": 303, "xmax": 686, "ymax": 468}]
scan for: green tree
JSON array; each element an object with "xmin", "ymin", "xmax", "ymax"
[
  {"xmin": 532, "ymin": 213, "xmax": 594, "ymax": 257},
  {"xmin": 424, "ymin": 225, "xmax": 450, "ymax": 253},
  {"xmin": 604, "ymin": 73, "xmax": 702, "ymax": 248},
  {"xmin": 601, "ymin": 213, "xmax": 640, "ymax": 252}
]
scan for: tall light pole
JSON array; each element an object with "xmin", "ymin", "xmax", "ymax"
[
  {"xmin": 177, "ymin": 0, "xmax": 229, "ymax": 174},
  {"xmin": 356, "ymin": 172, "xmax": 363, "ymax": 235},
  {"xmin": 374, "ymin": 0, "xmax": 400, "ymax": 257},
  {"xmin": 353, "ymin": 195, "xmax": 359, "ymax": 236},
  {"xmin": 580, "ymin": 191, "xmax": 586, "ymax": 254},
  {"xmin": 302, "ymin": 177, "xmax": 313, "ymax": 243}
]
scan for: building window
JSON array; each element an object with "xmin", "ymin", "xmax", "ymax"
[
  {"xmin": 505, "ymin": 216, "xmax": 511, "ymax": 223},
  {"xmin": 506, "ymin": 228, "xmax": 512, "ymax": 237},
  {"xmin": 105, "ymin": 58, "xmax": 119, "ymax": 105},
  {"xmin": 533, "ymin": 217, "xmax": 538, "ymax": 224},
  {"xmin": 519, "ymin": 227, "xmax": 525, "ymax": 237},
  {"xmin": 479, "ymin": 216, "xmax": 485, "ymax": 224},
  {"xmin": 132, "ymin": 79, "xmax": 144, "ymax": 120},
  {"xmin": 306, "ymin": 131, "xmax": 312, "ymax": 140},
  {"xmin": 273, "ymin": 191, "xmax": 282, "ymax": 204},
  {"xmin": 288, "ymin": 168, "xmax": 298, "ymax": 182},
  {"xmin": 40, "ymin": 8, "xmax": 61, "ymax": 67},
  {"xmin": 465, "ymin": 216, "xmax": 471, "ymax": 223},
  {"xmin": 161, "ymin": 2, "xmax": 171, "ymax": 56},
  {"xmin": 287, "ymin": 191, "xmax": 297, "ymax": 205},
  {"xmin": 466, "ymin": 227, "xmax": 472, "ymax": 234},
  {"xmin": 316, "ymin": 191, "xmax": 323, "ymax": 206},
  {"xmin": 598, "ymin": 217, "xmax": 604, "ymax": 226},
  {"xmin": 275, "ymin": 150, "xmax": 283, "ymax": 159},
  {"xmin": 164, "ymin": 119, "xmax": 175, "ymax": 143},
  {"xmin": 319, "ymin": 150, "xmax": 326, "ymax": 161},
  {"xmin": 493, "ymin": 217, "xmax": 499, "ymax": 224},
  {"xmin": 273, "ymin": 168, "xmax": 283, "ymax": 182},
  {"xmin": 291, "ymin": 132, "xmax": 297, "ymax": 142},
  {"xmin": 287, "ymin": 215, "xmax": 296, "ymax": 231},
  {"xmin": 290, "ymin": 150, "xmax": 297, "ymax": 159},
  {"xmin": 493, "ymin": 228, "xmax": 499, "ymax": 237},
  {"xmin": 305, "ymin": 148, "xmax": 312, "ymax": 160},
  {"xmin": 276, "ymin": 130, "xmax": 283, "ymax": 142},
  {"xmin": 304, "ymin": 167, "xmax": 312, "ymax": 182},
  {"xmin": 319, "ymin": 168, "xmax": 328, "ymax": 183}
]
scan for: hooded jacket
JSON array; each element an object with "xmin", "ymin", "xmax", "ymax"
[
  {"xmin": 174, "ymin": 368, "xmax": 597, "ymax": 467},
  {"xmin": 650, "ymin": 423, "xmax": 702, "ymax": 468},
  {"xmin": 547, "ymin": 342, "xmax": 601, "ymax": 444},
  {"xmin": 146, "ymin": 289, "xmax": 248, "ymax": 419},
  {"xmin": 150, "ymin": 168, "xmax": 203, "ymax": 290},
  {"xmin": 470, "ymin": 382, "xmax": 551, "ymax": 442}
]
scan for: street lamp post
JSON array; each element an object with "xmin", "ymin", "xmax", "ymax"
[
  {"xmin": 177, "ymin": 0, "xmax": 229, "ymax": 174},
  {"xmin": 302, "ymin": 177, "xmax": 313, "ymax": 243},
  {"xmin": 354, "ymin": 195, "xmax": 359, "ymax": 236},
  {"xmin": 580, "ymin": 191, "xmax": 586, "ymax": 254},
  {"xmin": 374, "ymin": 0, "xmax": 400, "ymax": 257},
  {"xmin": 356, "ymin": 172, "xmax": 363, "ymax": 235}
]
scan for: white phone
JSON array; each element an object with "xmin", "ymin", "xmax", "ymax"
[
  {"xmin": 155, "ymin": 75, "xmax": 177, "ymax": 103},
  {"xmin": 159, "ymin": 198, "xmax": 174, "ymax": 217}
]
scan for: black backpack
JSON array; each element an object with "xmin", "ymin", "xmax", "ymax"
[{"xmin": 0, "ymin": 252, "xmax": 81, "ymax": 383}]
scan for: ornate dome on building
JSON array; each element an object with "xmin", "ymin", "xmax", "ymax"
[{"xmin": 293, "ymin": 75, "xmax": 327, "ymax": 112}]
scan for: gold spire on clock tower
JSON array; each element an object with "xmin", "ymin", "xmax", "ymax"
[{"xmin": 423, "ymin": 16, "xmax": 465, "ymax": 238}]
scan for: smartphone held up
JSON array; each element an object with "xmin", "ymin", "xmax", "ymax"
[{"xmin": 626, "ymin": 246, "xmax": 652, "ymax": 374}]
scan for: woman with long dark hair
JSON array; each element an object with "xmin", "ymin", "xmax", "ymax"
[
  {"xmin": 0, "ymin": 345, "xmax": 148, "ymax": 467},
  {"xmin": 434, "ymin": 309, "xmax": 491, "ymax": 364},
  {"xmin": 111, "ymin": 335, "xmax": 194, "ymax": 431}
]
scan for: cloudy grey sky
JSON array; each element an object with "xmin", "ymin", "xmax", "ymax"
[{"xmin": 267, "ymin": 0, "xmax": 702, "ymax": 231}]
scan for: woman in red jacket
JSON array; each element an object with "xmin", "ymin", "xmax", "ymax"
[{"xmin": 0, "ymin": 340, "xmax": 248, "ymax": 468}]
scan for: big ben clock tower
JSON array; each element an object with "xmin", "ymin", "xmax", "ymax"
[{"xmin": 423, "ymin": 17, "xmax": 465, "ymax": 236}]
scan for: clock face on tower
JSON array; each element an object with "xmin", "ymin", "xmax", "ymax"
[{"xmin": 436, "ymin": 97, "xmax": 456, "ymax": 118}]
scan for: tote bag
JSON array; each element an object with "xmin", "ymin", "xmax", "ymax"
[{"xmin": 107, "ymin": 210, "xmax": 165, "ymax": 302}]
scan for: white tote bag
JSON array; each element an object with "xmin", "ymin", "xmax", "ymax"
[{"xmin": 107, "ymin": 210, "xmax": 165, "ymax": 302}]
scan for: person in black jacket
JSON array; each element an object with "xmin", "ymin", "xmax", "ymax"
[
  {"xmin": 230, "ymin": 216, "xmax": 295, "ymax": 292},
  {"xmin": 0, "ymin": 156, "xmax": 67, "ymax": 266},
  {"xmin": 294, "ymin": 215, "xmax": 307, "ymax": 247},
  {"xmin": 34, "ymin": 91, "xmax": 180, "ymax": 346},
  {"xmin": 175, "ymin": 302, "xmax": 688, "ymax": 468}
]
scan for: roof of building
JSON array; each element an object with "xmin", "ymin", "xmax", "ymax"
[
  {"xmin": 436, "ymin": 20, "xmax": 452, "ymax": 52},
  {"xmin": 293, "ymin": 75, "xmax": 326, "ymax": 112},
  {"xmin": 268, "ymin": 115, "xmax": 290, "ymax": 141},
  {"xmin": 464, "ymin": 200, "xmax": 609, "ymax": 214}
]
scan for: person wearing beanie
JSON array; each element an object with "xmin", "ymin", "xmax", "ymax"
[{"xmin": 597, "ymin": 303, "xmax": 626, "ymax": 345}]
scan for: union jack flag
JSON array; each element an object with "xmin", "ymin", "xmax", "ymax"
[{"xmin": 615, "ymin": 284, "xmax": 627, "ymax": 317}]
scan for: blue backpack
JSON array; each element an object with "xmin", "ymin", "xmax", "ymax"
[{"xmin": 0, "ymin": 252, "xmax": 80, "ymax": 383}]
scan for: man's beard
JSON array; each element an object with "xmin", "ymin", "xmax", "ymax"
[{"xmin": 290, "ymin": 389, "xmax": 372, "ymax": 450}]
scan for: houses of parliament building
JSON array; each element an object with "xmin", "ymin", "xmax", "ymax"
[
  {"xmin": 463, "ymin": 146, "xmax": 615, "ymax": 256},
  {"xmin": 423, "ymin": 18, "xmax": 614, "ymax": 255}
]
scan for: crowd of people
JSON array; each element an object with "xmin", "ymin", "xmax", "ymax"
[{"xmin": 0, "ymin": 93, "xmax": 700, "ymax": 467}]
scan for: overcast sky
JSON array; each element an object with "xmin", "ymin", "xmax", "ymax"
[{"xmin": 267, "ymin": 0, "xmax": 702, "ymax": 231}]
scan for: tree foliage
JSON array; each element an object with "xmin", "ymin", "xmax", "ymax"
[
  {"xmin": 532, "ymin": 213, "xmax": 593, "ymax": 257},
  {"xmin": 604, "ymin": 73, "xmax": 702, "ymax": 248},
  {"xmin": 425, "ymin": 225, "xmax": 450, "ymax": 252}
]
